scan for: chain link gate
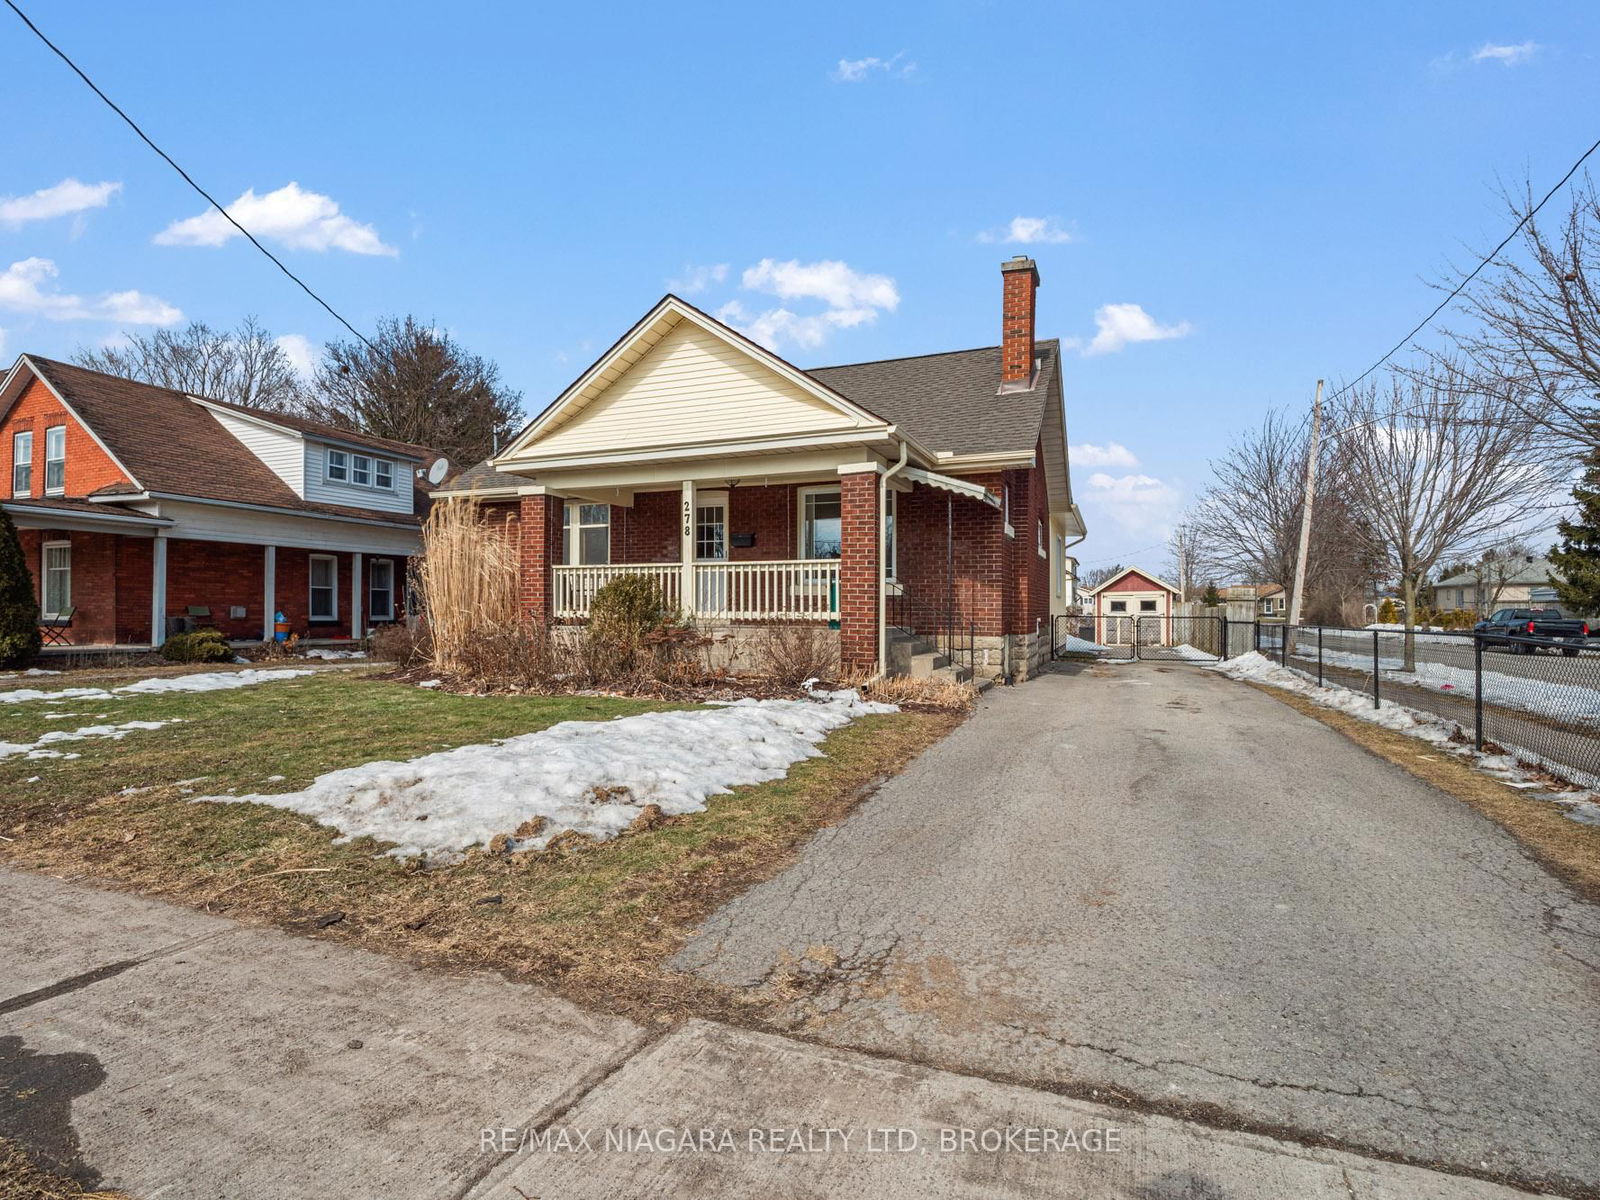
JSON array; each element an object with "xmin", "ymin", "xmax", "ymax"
[{"xmin": 1053, "ymin": 614, "xmax": 1248, "ymax": 663}]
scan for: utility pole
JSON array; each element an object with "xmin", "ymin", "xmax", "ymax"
[{"xmin": 1288, "ymin": 379, "xmax": 1324, "ymax": 628}]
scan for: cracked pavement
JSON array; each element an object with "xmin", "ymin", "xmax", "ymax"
[{"xmin": 674, "ymin": 661, "xmax": 1600, "ymax": 1195}]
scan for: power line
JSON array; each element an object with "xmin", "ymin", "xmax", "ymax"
[
  {"xmin": 3, "ymin": 0, "xmax": 376, "ymax": 352},
  {"xmin": 1328, "ymin": 132, "xmax": 1600, "ymax": 401}
]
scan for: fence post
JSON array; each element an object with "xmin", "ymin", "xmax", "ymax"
[
  {"xmin": 1473, "ymin": 633, "xmax": 1484, "ymax": 751},
  {"xmin": 1221, "ymin": 615, "xmax": 1229, "ymax": 661},
  {"xmin": 1317, "ymin": 627, "xmax": 1324, "ymax": 687},
  {"xmin": 1372, "ymin": 629, "xmax": 1381, "ymax": 709},
  {"xmin": 1254, "ymin": 621, "xmax": 1261, "ymax": 653},
  {"xmin": 1281, "ymin": 625, "xmax": 1289, "ymax": 668}
]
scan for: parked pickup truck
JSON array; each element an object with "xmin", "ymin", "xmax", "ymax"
[{"xmin": 1473, "ymin": 608, "xmax": 1590, "ymax": 655}]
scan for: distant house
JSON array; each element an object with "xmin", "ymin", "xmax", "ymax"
[
  {"xmin": 1, "ymin": 356, "xmax": 440, "ymax": 649},
  {"xmin": 1082, "ymin": 566, "xmax": 1180, "ymax": 645},
  {"xmin": 440, "ymin": 257, "xmax": 1088, "ymax": 680},
  {"xmin": 1256, "ymin": 583, "xmax": 1285, "ymax": 618},
  {"xmin": 1435, "ymin": 557, "xmax": 1560, "ymax": 616}
]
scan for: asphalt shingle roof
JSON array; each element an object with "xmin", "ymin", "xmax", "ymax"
[{"xmin": 807, "ymin": 339, "xmax": 1058, "ymax": 457}]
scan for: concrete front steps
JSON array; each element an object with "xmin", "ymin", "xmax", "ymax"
[{"xmin": 887, "ymin": 630, "xmax": 973, "ymax": 683}]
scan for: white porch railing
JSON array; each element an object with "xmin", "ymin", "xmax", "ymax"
[{"xmin": 551, "ymin": 560, "xmax": 840, "ymax": 621}]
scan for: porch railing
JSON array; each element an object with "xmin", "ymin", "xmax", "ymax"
[{"xmin": 551, "ymin": 560, "xmax": 840, "ymax": 621}]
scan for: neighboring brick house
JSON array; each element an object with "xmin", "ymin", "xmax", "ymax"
[
  {"xmin": 438, "ymin": 257, "xmax": 1087, "ymax": 680},
  {"xmin": 0, "ymin": 356, "xmax": 439, "ymax": 649}
]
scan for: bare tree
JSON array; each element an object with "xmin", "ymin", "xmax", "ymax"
[
  {"xmin": 310, "ymin": 316, "xmax": 523, "ymax": 467},
  {"xmin": 75, "ymin": 317, "xmax": 309, "ymax": 412},
  {"xmin": 1080, "ymin": 563, "xmax": 1125, "ymax": 591},
  {"xmin": 1333, "ymin": 364, "xmax": 1557, "ymax": 666},
  {"xmin": 1451, "ymin": 177, "xmax": 1600, "ymax": 450},
  {"xmin": 1165, "ymin": 524, "xmax": 1201, "ymax": 599}
]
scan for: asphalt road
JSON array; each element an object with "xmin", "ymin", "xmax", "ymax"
[{"xmin": 675, "ymin": 661, "xmax": 1600, "ymax": 1196}]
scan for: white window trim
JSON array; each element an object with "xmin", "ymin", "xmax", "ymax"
[
  {"xmin": 11, "ymin": 430, "xmax": 32, "ymax": 497},
  {"xmin": 309, "ymin": 553, "xmax": 339, "ymax": 621},
  {"xmin": 884, "ymin": 488, "xmax": 897, "ymax": 581},
  {"xmin": 325, "ymin": 448, "xmax": 348, "ymax": 482},
  {"xmin": 1037, "ymin": 517, "xmax": 1047, "ymax": 559},
  {"xmin": 1003, "ymin": 485, "xmax": 1015, "ymax": 538},
  {"xmin": 1108, "ymin": 599, "xmax": 1128, "ymax": 613},
  {"xmin": 44, "ymin": 425, "xmax": 66, "ymax": 496},
  {"xmin": 563, "ymin": 501, "xmax": 612, "ymax": 565},
  {"xmin": 368, "ymin": 557, "xmax": 396, "ymax": 621},
  {"xmin": 796, "ymin": 484, "xmax": 842, "ymax": 560},
  {"xmin": 41, "ymin": 539, "xmax": 71, "ymax": 619},
  {"xmin": 324, "ymin": 445, "xmax": 396, "ymax": 492}
]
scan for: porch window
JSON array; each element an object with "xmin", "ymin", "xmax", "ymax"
[
  {"xmin": 563, "ymin": 502, "xmax": 610, "ymax": 564},
  {"xmin": 11, "ymin": 431, "xmax": 31, "ymax": 496},
  {"xmin": 368, "ymin": 558, "xmax": 396, "ymax": 621},
  {"xmin": 309, "ymin": 554, "xmax": 338, "ymax": 621},
  {"xmin": 884, "ymin": 490, "xmax": 897, "ymax": 580},
  {"xmin": 44, "ymin": 425, "xmax": 66, "ymax": 494},
  {"xmin": 799, "ymin": 487, "xmax": 841, "ymax": 559},
  {"xmin": 41, "ymin": 542, "xmax": 71, "ymax": 618}
]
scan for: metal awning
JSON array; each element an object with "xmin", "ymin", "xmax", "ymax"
[{"xmin": 901, "ymin": 467, "xmax": 1001, "ymax": 509}]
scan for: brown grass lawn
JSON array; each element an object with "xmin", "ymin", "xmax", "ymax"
[{"xmin": 0, "ymin": 670, "xmax": 958, "ymax": 1019}]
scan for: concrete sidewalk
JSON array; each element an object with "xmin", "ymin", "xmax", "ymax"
[{"xmin": 0, "ymin": 869, "xmax": 1560, "ymax": 1198}]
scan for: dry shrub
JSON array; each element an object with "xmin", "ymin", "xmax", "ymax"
[
  {"xmin": 586, "ymin": 574, "xmax": 675, "ymax": 676},
  {"xmin": 416, "ymin": 497, "xmax": 518, "ymax": 673},
  {"xmin": 370, "ymin": 623, "xmax": 428, "ymax": 666},
  {"xmin": 754, "ymin": 622, "xmax": 839, "ymax": 687},
  {"xmin": 858, "ymin": 674, "xmax": 978, "ymax": 709},
  {"xmin": 458, "ymin": 622, "xmax": 577, "ymax": 690}
]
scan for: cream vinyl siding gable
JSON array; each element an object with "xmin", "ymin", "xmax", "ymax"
[{"xmin": 527, "ymin": 321, "xmax": 864, "ymax": 457}]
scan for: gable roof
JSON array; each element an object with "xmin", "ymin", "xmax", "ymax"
[
  {"xmin": 3, "ymin": 356, "xmax": 427, "ymax": 527},
  {"xmin": 1083, "ymin": 566, "xmax": 1179, "ymax": 595},
  {"xmin": 192, "ymin": 394, "xmax": 432, "ymax": 461},
  {"xmin": 807, "ymin": 340, "xmax": 1058, "ymax": 460},
  {"xmin": 1435, "ymin": 558, "xmax": 1554, "ymax": 588}
]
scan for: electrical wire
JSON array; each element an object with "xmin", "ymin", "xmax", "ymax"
[{"xmin": 3, "ymin": 0, "xmax": 377, "ymax": 351}]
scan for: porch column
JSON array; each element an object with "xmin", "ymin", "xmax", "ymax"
[
  {"xmin": 149, "ymin": 531, "xmax": 168, "ymax": 648},
  {"xmin": 838, "ymin": 466, "xmax": 881, "ymax": 673},
  {"xmin": 262, "ymin": 545, "xmax": 276, "ymax": 642},
  {"xmin": 518, "ymin": 489, "xmax": 563, "ymax": 622},
  {"xmin": 680, "ymin": 479, "xmax": 696, "ymax": 617},
  {"xmin": 351, "ymin": 551, "xmax": 363, "ymax": 639}
]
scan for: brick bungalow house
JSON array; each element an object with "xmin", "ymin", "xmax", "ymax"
[
  {"xmin": 0, "ymin": 355, "xmax": 438, "ymax": 649},
  {"xmin": 438, "ymin": 256, "xmax": 1087, "ymax": 680}
]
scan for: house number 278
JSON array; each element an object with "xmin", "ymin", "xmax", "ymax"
[{"xmin": 683, "ymin": 498, "xmax": 693, "ymax": 538}]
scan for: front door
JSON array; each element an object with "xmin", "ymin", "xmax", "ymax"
[{"xmin": 695, "ymin": 495, "xmax": 727, "ymax": 615}]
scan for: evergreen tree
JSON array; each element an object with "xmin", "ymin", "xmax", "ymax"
[
  {"xmin": 1201, "ymin": 582, "xmax": 1222, "ymax": 606},
  {"xmin": 1377, "ymin": 597, "xmax": 1399, "ymax": 624},
  {"xmin": 1550, "ymin": 447, "xmax": 1600, "ymax": 616},
  {"xmin": 0, "ymin": 509, "xmax": 41, "ymax": 666}
]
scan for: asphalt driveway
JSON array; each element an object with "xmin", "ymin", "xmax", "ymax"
[{"xmin": 674, "ymin": 660, "xmax": 1600, "ymax": 1196}]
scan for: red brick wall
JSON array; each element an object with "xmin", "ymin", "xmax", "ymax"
[
  {"xmin": 894, "ymin": 471, "xmax": 1006, "ymax": 637},
  {"xmin": 1, "ymin": 376, "xmax": 133, "ymax": 498},
  {"xmin": 838, "ymin": 471, "xmax": 879, "ymax": 670},
  {"xmin": 1000, "ymin": 260, "xmax": 1038, "ymax": 384},
  {"xmin": 517, "ymin": 494, "xmax": 563, "ymax": 622}
]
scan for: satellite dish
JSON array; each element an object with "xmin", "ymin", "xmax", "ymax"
[{"xmin": 426, "ymin": 457, "xmax": 451, "ymax": 486}]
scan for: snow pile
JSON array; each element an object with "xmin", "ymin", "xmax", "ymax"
[
  {"xmin": 1165, "ymin": 643, "xmax": 1219, "ymax": 662},
  {"xmin": 0, "ymin": 719, "xmax": 177, "ymax": 760},
  {"xmin": 0, "ymin": 668, "xmax": 313, "ymax": 705},
  {"xmin": 305, "ymin": 649, "xmax": 367, "ymax": 660},
  {"xmin": 200, "ymin": 690, "xmax": 898, "ymax": 860},
  {"xmin": 1056, "ymin": 635, "xmax": 1111, "ymax": 656},
  {"xmin": 1211, "ymin": 652, "xmax": 1600, "ymax": 825}
]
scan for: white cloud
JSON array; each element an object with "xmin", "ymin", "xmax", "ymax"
[
  {"xmin": 978, "ymin": 216, "xmax": 1073, "ymax": 245},
  {"xmin": 1078, "ymin": 303, "xmax": 1192, "ymax": 356},
  {"xmin": 275, "ymin": 333, "xmax": 317, "ymax": 377},
  {"xmin": 667, "ymin": 263, "xmax": 728, "ymax": 295},
  {"xmin": 155, "ymin": 182, "xmax": 396, "ymax": 256},
  {"xmin": 834, "ymin": 52, "xmax": 916, "ymax": 82},
  {"xmin": 0, "ymin": 258, "xmax": 181, "ymax": 325},
  {"xmin": 0, "ymin": 179, "xmax": 122, "ymax": 227},
  {"xmin": 1071, "ymin": 442, "xmax": 1139, "ymax": 469},
  {"xmin": 714, "ymin": 258, "xmax": 900, "ymax": 352},
  {"xmin": 1471, "ymin": 41, "xmax": 1538, "ymax": 65},
  {"xmin": 1083, "ymin": 471, "xmax": 1183, "ymax": 538}
]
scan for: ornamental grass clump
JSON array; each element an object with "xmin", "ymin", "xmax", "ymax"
[{"xmin": 415, "ymin": 497, "xmax": 518, "ymax": 674}]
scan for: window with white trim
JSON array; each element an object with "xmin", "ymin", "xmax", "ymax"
[
  {"xmin": 323, "ymin": 446, "xmax": 396, "ymax": 491},
  {"xmin": 309, "ymin": 554, "xmax": 338, "ymax": 621},
  {"xmin": 351, "ymin": 455, "xmax": 371, "ymax": 486},
  {"xmin": 1140, "ymin": 599, "xmax": 1158, "ymax": 612},
  {"xmin": 798, "ymin": 486, "xmax": 842, "ymax": 559},
  {"xmin": 368, "ymin": 558, "xmax": 396, "ymax": 621},
  {"xmin": 1109, "ymin": 599, "xmax": 1127, "ymax": 613},
  {"xmin": 11, "ymin": 431, "xmax": 32, "ymax": 496},
  {"xmin": 563, "ymin": 502, "xmax": 610, "ymax": 564},
  {"xmin": 1002, "ymin": 485, "xmax": 1014, "ymax": 537},
  {"xmin": 374, "ymin": 459, "xmax": 393, "ymax": 489},
  {"xmin": 44, "ymin": 425, "xmax": 66, "ymax": 494},
  {"xmin": 41, "ymin": 541, "xmax": 71, "ymax": 618},
  {"xmin": 1038, "ymin": 518, "xmax": 1047, "ymax": 558},
  {"xmin": 326, "ymin": 449, "xmax": 348, "ymax": 481}
]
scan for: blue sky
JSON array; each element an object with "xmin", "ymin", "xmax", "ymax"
[{"xmin": 3, "ymin": 1, "xmax": 1598, "ymax": 571}]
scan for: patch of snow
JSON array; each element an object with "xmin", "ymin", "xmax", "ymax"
[
  {"xmin": 0, "ymin": 668, "xmax": 312, "ymax": 705},
  {"xmin": 1165, "ymin": 643, "xmax": 1219, "ymax": 662},
  {"xmin": 1210, "ymin": 652, "xmax": 1600, "ymax": 826},
  {"xmin": 305, "ymin": 649, "xmax": 367, "ymax": 660},
  {"xmin": 198, "ymin": 691, "xmax": 898, "ymax": 861},
  {"xmin": 416, "ymin": 679, "xmax": 442, "ymax": 689},
  {"xmin": 1057, "ymin": 635, "xmax": 1111, "ymax": 656},
  {"xmin": 0, "ymin": 686, "xmax": 116, "ymax": 705},
  {"xmin": 0, "ymin": 718, "xmax": 179, "ymax": 760},
  {"xmin": 24, "ymin": 668, "xmax": 62, "ymax": 676}
]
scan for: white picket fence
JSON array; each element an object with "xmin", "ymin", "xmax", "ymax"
[{"xmin": 552, "ymin": 560, "xmax": 840, "ymax": 621}]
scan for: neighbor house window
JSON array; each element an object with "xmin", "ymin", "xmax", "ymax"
[
  {"xmin": 374, "ymin": 459, "xmax": 393, "ymax": 489},
  {"xmin": 325, "ymin": 446, "xmax": 395, "ymax": 490},
  {"xmin": 309, "ymin": 554, "xmax": 338, "ymax": 621},
  {"xmin": 326, "ymin": 449, "xmax": 348, "ymax": 481},
  {"xmin": 1038, "ymin": 518, "xmax": 1047, "ymax": 558},
  {"xmin": 1109, "ymin": 599, "xmax": 1127, "ymax": 613},
  {"xmin": 799, "ymin": 487, "xmax": 842, "ymax": 559},
  {"xmin": 11, "ymin": 430, "xmax": 32, "ymax": 496},
  {"xmin": 351, "ymin": 454, "xmax": 372, "ymax": 486},
  {"xmin": 368, "ymin": 558, "xmax": 395, "ymax": 621},
  {"xmin": 1140, "ymin": 599, "xmax": 1158, "ymax": 612},
  {"xmin": 1003, "ymin": 485, "xmax": 1014, "ymax": 537},
  {"xmin": 41, "ymin": 541, "xmax": 71, "ymax": 618},
  {"xmin": 44, "ymin": 425, "xmax": 66, "ymax": 494},
  {"xmin": 563, "ymin": 502, "xmax": 610, "ymax": 564}
]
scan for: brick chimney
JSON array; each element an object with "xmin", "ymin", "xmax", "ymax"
[{"xmin": 1000, "ymin": 255, "xmax": 1039, "ymax": 387}]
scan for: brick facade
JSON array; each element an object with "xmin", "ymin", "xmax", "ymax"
[
  {"xmin": 1000, "ymin": 257, "xmax": 1039, "ymax": 385},
  {"xmin": 837, "ymin": 470, "xmax": 880, "ymax": 672},
  {"xmin": 517, "ymin": 494, "xmax": 565, "ymax": 622},
  {"xmin": 1, "ymin": 378, "xmax": 132, "ymax": 498}
]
